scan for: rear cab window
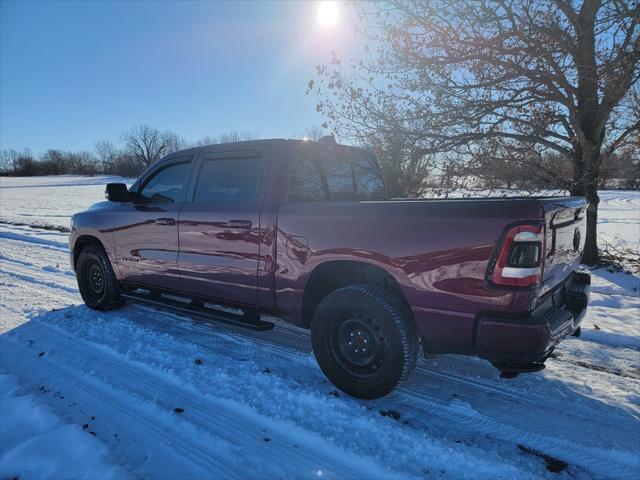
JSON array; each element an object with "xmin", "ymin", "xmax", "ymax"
[{"xmin": 289, "ymin": 144, "xmax": 386, "ymax": 202}]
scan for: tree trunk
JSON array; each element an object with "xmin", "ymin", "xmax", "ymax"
[
  {"xmin": 575, "ymin": 146, "xmax": 601, "ymax": 265},
  {"xmin": 582, "ymin": 178, "xmax": 600, "ymax": 265},
  {"xmin": 570, "ymin": 145, "xmax": 601, "ymax": 266}
]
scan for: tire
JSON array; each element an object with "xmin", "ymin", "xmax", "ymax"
[
  {"xmin": 311, "ymin": 284, "xmax": 419, "ymax": 399},
  {"xmin": 76, "ymin": 245, "xmax": 124, "ymax": 311}
]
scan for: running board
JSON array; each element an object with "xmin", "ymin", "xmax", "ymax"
[{"xmin": 121, "ymin": 291, "xmax": 274, "ymax": 331}]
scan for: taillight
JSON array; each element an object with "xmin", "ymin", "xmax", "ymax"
[{"xmin": 490, "ymin": 224, "xmax": 544, "ymax": 288}]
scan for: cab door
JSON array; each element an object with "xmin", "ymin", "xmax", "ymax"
[
  {"xmin": 178, "ymin": 150, "xmax": 265, "ymax": 306},
  {"xmin": 114, "ymin": 156, "xmax": 195, "ymax": 291}
]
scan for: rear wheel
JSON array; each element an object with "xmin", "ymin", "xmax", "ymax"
[
  {"xmin": 311, "ymin": 284, "xmax": 419, "ymax": 399},
  {"xmin": 76, "ymin": 245, "xmax": 124, "ymax": 310}
]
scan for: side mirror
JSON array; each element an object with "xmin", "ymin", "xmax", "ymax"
[{"xmin": 105, "ymin": 183, "xmax": 130, "ymax": 202}]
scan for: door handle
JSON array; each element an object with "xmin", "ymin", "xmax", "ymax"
[
  {"xmin": 155, "ymin": 218, "xmax": 176, "ymax": 226},
  {"xmin": 225, "ymin": 220, "xmax": 252, "ymax": 229}
]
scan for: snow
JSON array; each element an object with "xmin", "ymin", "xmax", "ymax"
[
  {"xmin": 0, "ymin": 374, "xmax": 127, "ymax": 480},
  {"xmin": 0, "ymin": 175, "xmax": 134, "ymax": 230},
  {"xmin": 0, "ymin": 175, "xmax": 639, "ymax": 479},
  {"xmin": 597, "ymin": 191, "xmax": 640, "ymax": 257}
]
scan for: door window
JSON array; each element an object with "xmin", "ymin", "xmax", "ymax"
[
  {"xmin": 138, "ymin": 160, "xmax": 192, "ymax": 204},
  {"xmin": 193, "ymin": 155, "xmax": 262, "ymax": 203}
]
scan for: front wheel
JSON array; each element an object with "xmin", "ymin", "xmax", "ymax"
[
  {"xmin": 76, "ymin": 245, "xmax": 124, "ymax": 311},
  {"xmin": 311, "ymin": 284, "xmax": 419, "ymax": 399}
]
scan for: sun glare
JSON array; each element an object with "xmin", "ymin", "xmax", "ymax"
[{"xmin": 317, "ymin": 1, "xmax": 338, "ymax": 28}]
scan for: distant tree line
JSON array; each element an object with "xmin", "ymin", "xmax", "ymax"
[
  {"xmin": 1, "ymin": 123, "xmax": 637, "ymax": 194},
  {"xmin": 0, "ymin": 125, "xmax": 259, "ymax": 178}
]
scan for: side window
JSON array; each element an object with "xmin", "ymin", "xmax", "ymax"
[
  {"xmin": 289, "ymin": 156, "xmax": 329, "ymax": 202},
  {"xmin": 325, "ymin": 158, "xmax": 356, "ymax": 200},
  {"xmin": 288, "ymin": 146, "xmax": 386, "ymax": 201},
  {"xmin": 350, "ymin": 151, "xmax": 386, "ymax": 200},
  {"xmin": 138, "ymin": 160, "xmax": 192, "ymax": 204},
  {"xmin": 193, "ymin": 155, "xmax": 262, "ymax": 203}
]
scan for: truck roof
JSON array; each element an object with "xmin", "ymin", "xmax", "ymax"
[{"xmin": 168, "ymin": 137, "xmax": 355, "ymax": 158}]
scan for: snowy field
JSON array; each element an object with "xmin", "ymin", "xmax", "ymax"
[
  {"xmin": 0, "ymin": 175, "xmax": 135, "ymax": 231},
  {"xmin": 0, "ymin": 176, "xmax": 638, "ymax": 479}
]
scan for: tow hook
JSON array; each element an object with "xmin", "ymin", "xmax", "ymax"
[{"xmin": 492, "ymin": 361, "xmax": 546, "ymax": 379}]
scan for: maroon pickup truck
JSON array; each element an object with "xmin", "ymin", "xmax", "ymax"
[{"xmin": 70, "ymin": 137, "xmax": 590, "ymax": 398}]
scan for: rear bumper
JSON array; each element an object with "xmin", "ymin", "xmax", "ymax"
[{"xmin": 475, "ymin": 272, "xmax": 590, "ymax": 363}]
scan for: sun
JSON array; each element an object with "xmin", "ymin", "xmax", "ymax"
[{"xmin": 317, "ymin": 1, "xmax": 339, "ymax": 28}]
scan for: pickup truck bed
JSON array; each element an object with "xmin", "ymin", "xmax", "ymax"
[{"xmin": 70, "ymin": 138, "xmax": 590, "ymax": 398}]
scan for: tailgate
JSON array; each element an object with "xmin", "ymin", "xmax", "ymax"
[{"xmin": 540, "ymin": 198, "xmax": 587, "ymax": 293}]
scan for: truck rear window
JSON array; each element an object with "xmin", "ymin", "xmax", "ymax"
[{"xmin": 289, "ymin": 146, "xmax": 385, "ymax": 202}]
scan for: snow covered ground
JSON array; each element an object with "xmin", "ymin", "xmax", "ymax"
[
  {"xmin": 0, "ymin": 176, "xmax": 638, "ymax": 479},
  {"xmin": 0, "ymin": 373, "xmax": 126, "ymax": 479},
  {"xmin": 0, "ymin": 175, "xmax": 134, "ymax": 231}
]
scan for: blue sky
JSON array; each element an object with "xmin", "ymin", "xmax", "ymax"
[{"xmin": 1, "ymin": 1, "xmax": 358, "ymax": 152}]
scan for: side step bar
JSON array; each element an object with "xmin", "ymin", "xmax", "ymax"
[{"xmin": 122, "ymin": 290, "xmax": 274, "ymax": 332}]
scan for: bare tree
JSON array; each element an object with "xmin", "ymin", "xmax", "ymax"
[
  {"xmin": 95, "ymin": 140, "xmax": 119, "ymax": 172},
  {"xmin": 191, "ymin": 131, "xmax": 258, "ymax": 147},
  {"xmin": 121, "ymin": 125, "xmax": 185, "ymax": 167},
  {"xmin": 191, "ymin": 135, "xmax": 219, "ymax": 147},
  {"xmin": 41, "ymin": 150, "xmax": 69, "ymax": 175},
  {"xmin": 218, "ymin": 130, "xmax": 258, "ymax": 143},
  {"xmin": 364, "ymin": 128, "xmax": 436, "ymax": 198},
  {"xmin": 311, "ymin": 0, "xmax": 639, "ymax": 265},
  {"xmin": 0, "ymin": 149, "xmax": 20, "ymax": 174},
  {"xmin": 13, "ymin": 150, "xmax": 38, "ymax": 176},
  {"xmin": 68, "ymin": 151, "xmax": 99, "ymax": 176}
]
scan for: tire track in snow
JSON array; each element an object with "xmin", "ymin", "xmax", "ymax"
[
  {"xmin": 0, "ymin": 270, "xmax": 80, "ymax": 329},
  {"xmin": 396, "ymin": 389, "xmax": 639, "ymax": 480},
  {"xmin": 0, "ymin": 266, "xmax": 78, "ymax": 294},
  {"xmin": 1, "ymin": 323, "xmax": 400, "ymax": 480},
  {"xmin": 0, "ymin": 271, "xmax": 77, "ymax": 303},
  {"xmin": 0, "ymin": 338, "xmax": 230, "ymax": 479},
  {"xmin": 131, "ymin": 302, "xmax": 640, "ymax": 407},
  {"xmin": 137, "ymin": 307, "xmax": 537, "ymax": 407},
  {"xmin": 119, "ymin": 304, "xmax": 639, "ymax": 480},
  {"xmin": 1, "ymin": 337, "xmax": 245, "ymax": 479},
  {"xmin": 8, "ymin": 311, "xmax": 551, "ymax": 480},
  {"xmin": 0, "ymin": 230, "xmax": 69, "ymax": 251}
]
